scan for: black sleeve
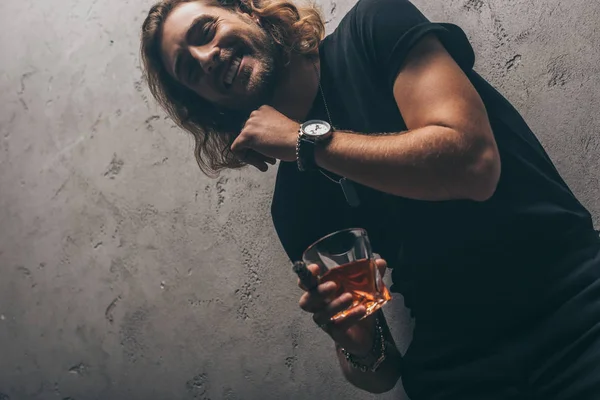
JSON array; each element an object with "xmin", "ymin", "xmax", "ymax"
[{"xmin": 351, "ymin": 0, "xmax": 476, "ymax": 88}]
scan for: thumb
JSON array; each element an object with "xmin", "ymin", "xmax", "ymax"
[{"xmin": 373, "ymin": 254, "xmax": 387, "ymax": 278}]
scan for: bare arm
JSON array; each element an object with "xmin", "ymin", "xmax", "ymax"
[
  {"xmin": 315, "ymin": 35, "xmax": 501, "ymax": 202},
  {"xmin": 298, "ymin": 261, "xmax": 402, "ymax": 394},
  {"xmin": 335, "ymin": 311, "xmax": 403, "ymax": 394}
]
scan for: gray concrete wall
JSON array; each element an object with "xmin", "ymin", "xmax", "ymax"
[{"xmin": 0, "ymin": 0, "xmax": 598, "ymax": 399}]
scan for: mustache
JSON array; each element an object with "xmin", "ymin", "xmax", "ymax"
[
  {"xmin": 218, "ymin": 47, "xmax": 236, "ymax": 65},
  {"xmin": 187, "ymin": 47, "xmax": 238, "ymax": 83}
]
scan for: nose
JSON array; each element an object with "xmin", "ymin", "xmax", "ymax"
[{"xmin": 189, "ymin": 45, "xmax": 220, "ymax": 75}]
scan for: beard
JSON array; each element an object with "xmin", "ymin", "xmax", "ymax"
[
  {"xmin": 214, "ymin": 22, "xmax": 285, "ymax": 134},
  {"xmin": 216, "ymin": 34, "xmax": 282, "ymax": 129},
  {"xmin": 235, "ymin": 24, "xmax": 284, "ymax": 111}
]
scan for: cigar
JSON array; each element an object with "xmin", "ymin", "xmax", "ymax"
[{"xmin": 293, "ymin": 261, "xmax": 318, "ymax": 290}]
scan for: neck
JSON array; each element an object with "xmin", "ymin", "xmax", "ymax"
[{"xmin": 269, "ymin": 52, "xmax": 320, "ymax": 122}]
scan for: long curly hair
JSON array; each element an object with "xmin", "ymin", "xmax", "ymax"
[{"xmin": 140, "ymin": 0, "xmax": 325, "ymax": 176}]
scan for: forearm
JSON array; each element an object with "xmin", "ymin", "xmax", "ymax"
[
  {"xmin": 335, "ymin": 313, "xmax": 402, "ymax": 394},
  {"xmin": 314, "ymin": 125, "xmax": 500, "ymax": 202}
]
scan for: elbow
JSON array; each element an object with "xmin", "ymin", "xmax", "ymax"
[
  {"xmin": 343, "ymin": 363, "xmax": 402, "ymax": 394},
  {"xmin": 466, "ymin": 144, "xmax": 501, "ymax": 202},
  {"xmin": 341, "ymin": 362, "xmax": 401, "ymax": 394},
  {"xmin": 367, "ymin": 380, "xmax": 400, "ymax": 394},
  {"xmin": 348, "ymin": 376, "xmax": 400, "ymax": 395}
]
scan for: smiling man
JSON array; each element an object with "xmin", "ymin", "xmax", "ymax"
[
  {"xmin": 140, "ymin": 0, "xmax": 600, "ymax": 398},
  {"xmin": 160, "ymin": 2, "xmax": 280, "ymax": 109}
]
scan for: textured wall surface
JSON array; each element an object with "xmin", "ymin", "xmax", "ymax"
[{"xmin": 0, "ymin": 0, "xmax": 598, "ymax": 399}]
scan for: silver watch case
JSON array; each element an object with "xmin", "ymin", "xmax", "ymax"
[{"xmin": 300, "ymin": 120, "xmax": 332, "ymax": 142}]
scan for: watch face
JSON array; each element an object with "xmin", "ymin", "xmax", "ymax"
[{"xmin": 303, "ymin": 120, "xmax": 331, "ymax": 137}]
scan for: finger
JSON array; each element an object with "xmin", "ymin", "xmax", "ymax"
[
  {"xmin": 245, "ymin": 160, "xmax": 268, "ymax": 172},
  {"xmin": 251, "ymin": 162, "xmax": 269, "ymax": 172},
  {"xmin": 237, "ymin": 150, "xmax": 270, "ymax": 172},
  {"xmin": 230, "ymin": 133, "xmax": 247, "ymax": 155},
  {"xmin": 299, "ymin": 281, "xmax": 339, "ymax": 313},
  {"xmin": 244, "ymin": 150, "xmax": 272, "ymax": 167},
  {"xmin": 252, "ymin": 153, "xmax": 276, "ymax": 165},
  {"xmin": 375, "ymin": 257, "xmax": 388, "ymax": 278},
  {"xmin": 312, "ymin": 292, "xmax": 355, "ymax": 325},
  {"xmin": 328, "ymin": 305, "xmax": 368, "ymax": 333},
  {"xmin": 297, "ymin": 263, "xmax": 320, "ymax": 291}
]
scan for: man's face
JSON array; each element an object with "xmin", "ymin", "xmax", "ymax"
[{"xmin": 160, "ymin": 1, "xmax": 279, "ymax": 111}]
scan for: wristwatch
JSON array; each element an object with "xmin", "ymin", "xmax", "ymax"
[{"xmin": 296, "ymin": 120, "xmax": 333, "ymax": 172}]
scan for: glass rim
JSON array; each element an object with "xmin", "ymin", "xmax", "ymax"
[{"xmin": 302, "ymin": 227, "xmax": 367, "ymax": 259}]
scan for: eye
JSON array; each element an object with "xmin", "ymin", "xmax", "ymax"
[
  {"xmin": 192, "ymin": 20, "xmax": 218, "ymax": 46},
  {"xmin": 206, "ymin": 21, "xmax": 218, "ymax": 40}
]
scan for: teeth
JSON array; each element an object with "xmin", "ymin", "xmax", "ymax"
[{"xmin": 225, "ymin": 57, "xmax": 241, "ymax": 85}]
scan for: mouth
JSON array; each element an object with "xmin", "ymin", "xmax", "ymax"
[{"xmin": 223, "ymin": 55, "xmax": 242, "ymax": 89}]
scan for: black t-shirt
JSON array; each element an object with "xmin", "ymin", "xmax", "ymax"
[{"xmin": 271, "ymin": 0, "xmax": 597, "ymax": 346}]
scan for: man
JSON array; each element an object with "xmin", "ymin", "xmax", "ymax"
[{"xmin": 140, "ymin": 0, "xmax": 600, "ymax": 398}]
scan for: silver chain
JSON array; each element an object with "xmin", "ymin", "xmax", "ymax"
[
  {"xmin": 312, "ymin": 61, "xmax": 342, "ymax": 185},
  {"xmin": 312, "ymin": 61, "xmax": 334, "ymax": 127},
  {"xmin": 340, "ymin": 313, "xmax": 387, "ymax": 372}
]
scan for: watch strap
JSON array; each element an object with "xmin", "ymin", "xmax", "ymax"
[
  {"xmin": 296, "ymin": 120, "xmax": 333, "ymax": 172},
  {"xmin": 297, "ymin": 135, "xmax": 318, "ymax": 172}
]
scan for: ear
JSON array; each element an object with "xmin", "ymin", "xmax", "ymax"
[
  {"xmin": 239, "ymin": 11, "xmax": 261, "ymax": 27},
  {"xmin": 236, "ymin": 0, "xmax": 252, "ymax": 14},
  {"xmin": 235, "ymin": 0, "xmax": 261, "ymax": 24}
]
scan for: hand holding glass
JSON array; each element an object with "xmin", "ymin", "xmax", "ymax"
[{"xmin": 302, "ymin": 228, "xmax": 391, "ymax": 321}]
